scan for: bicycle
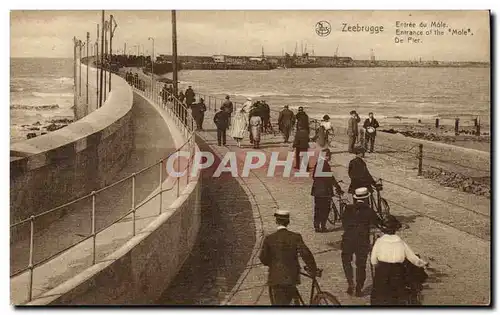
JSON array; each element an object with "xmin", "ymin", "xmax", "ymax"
[
  {"xmin": 290, "ymin": 266, "xmax": 341, "ymax": 305},
  {"xmin": 327, "ymin": 180, "xmax": 348, "ymax": 226},
  {"xmin": 369, "ymin": 178, "xmax": 390, "ymax": 220}
]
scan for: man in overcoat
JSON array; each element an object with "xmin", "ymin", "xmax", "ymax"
[{"xmin": 259, "ymin": 210, "xmax": 318, "ymax": 305}]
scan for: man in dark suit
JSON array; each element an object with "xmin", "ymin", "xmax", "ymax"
[
  {"xmin": 347, "ymin": 110, "xmax": 361, "ymax": 153},
  {"xmin": 222, "ymin": 95, "xmax": 234, "ymax": 128},
  {"xmin": 185, "ymin": 85, "xmax": 195, "ymax": 107},
  {"xmin": 347, "ymin": 146, "xmax": 376, "ymax": 195},
  {"xmin": 278, "ymin": 105, "xmax": 295, "ymax": 143},
  {"xmin": 292, "ymin": 126, "xmax": 310, "ymax": 171},
  {"xmin": 259, "ymin": 210, "xmax": 318, "ymax": 305},
  {"xmin": 363, "ymin": 112, "xmax": 380, "ymax": 153},
  {"xmin": 341, "ymin": 187, "xmax": 381, "ymax": 296},
  {"xmin": 311, "ymin": 149, "xmax": 343, "ymax": 232},
  {"xmin": 213, "ymin": 107, "xmax": 230, "ymax": 146},
  {"xmin": 295, "ymin": 106, "xmax": 310, "ymax": 134}
]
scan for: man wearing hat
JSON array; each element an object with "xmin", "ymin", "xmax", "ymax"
[
  {"xmin": 341, "ymin": 187, "xmax": 382, "ymax": 297},
  {"xmin": 348, "ymin": 146, "xmax": 376, "ymax": 195},
  {"xmin": 213, "ymin": 106, "xmax": 230, "ymax": 146},
  {"xmin": 278, "ymin": 105, "xmax": 295, "ymax": 143},
  {"xmin": 259, "ymin": 210, "xmax": 318, "ymax": 305},
  {"xmin": 222, "ymin": 95, "xmax": 234, "ymax": 128},
  {"xmin": 347, "ymin": 110, "xmax": 361, "ymax": 153},
  {"xmin": 185, "ymin": 85, "xmax": 195, "ymax": 107},
  {"xmin": 311, "ymin": 148, "xmax": 343, "ymax": 232},
  {"xmin": 295, "ymin": 106, "xmax": 310, "ymax": 134}
]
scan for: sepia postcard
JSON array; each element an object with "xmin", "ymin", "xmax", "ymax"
[{"xmin": 10, "ymin": 10, "xmax": 490, "ymax": 306}]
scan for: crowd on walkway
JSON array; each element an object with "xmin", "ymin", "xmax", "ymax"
[{"xmin": 158, "ymin": 86, "xmax": 428, "ymax": 305}]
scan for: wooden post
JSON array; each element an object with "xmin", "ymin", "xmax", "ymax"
[
  {"xmin": 418, "ymin": 144, "xmax": 423, "ymax": 176},
  {"xmin": 435, "ymin": 118, "xmax": 439, "ymax": 129},
  {"xmin": 475, "ymin": 117, "xmax": 481, "ymax": 136},
  {"xmin": 455, "ymin": 118, "xmax": 460, "ymax": 136}
]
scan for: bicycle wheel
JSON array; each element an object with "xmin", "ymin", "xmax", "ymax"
[
  {"xmin": 311, "ymin": 291, "xmax": 341, "ymax": 305},
  {"xmin": 328, "ymin": 201, "xmax": 339, "ymax": 225},
  {"xmin": 380, "ymin": 198, "xmax": 390, "ymax": 217}
]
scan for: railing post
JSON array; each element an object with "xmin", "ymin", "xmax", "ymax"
[
  {"xmin": 132, "ymin": 173, "xmax": 136, "ymax": 236},
  {"xmin": 159, "ymin": 160, "xmax": 163, "ymax": 215},
  {"xmin": 27, "ymin": 215, "xmax": 35, "ymax": 302},
  {"xmin": 418, "ymin": 144, "xmax": 423, "ymax": 176},
  {"xmin": 435, "ymin": 118, "xmax": 439, "ymax": 129},
  {"xmin": 176, "ymin": 176, "xmax": 180, "ymax": 198},
  {"xmin": 91, "ymin": 191, "xmax": 96, "ymax": 265},
  {"xmin": 455, "ymin": 118, "xmax": 460, "ymax": 136}
]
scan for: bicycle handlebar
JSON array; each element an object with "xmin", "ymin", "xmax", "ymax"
[{"xmin": 303, "ymin": 266, "xmax": 323, "ymax": 278}]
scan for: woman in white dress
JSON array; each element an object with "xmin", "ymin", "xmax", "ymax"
[
  {"xmin": 370, "ymin": 215, "xmax": 428, "ymax": 305},
  {"xmin": 229, "ymin": 105, "xmax": 249, "ymax": 147}
]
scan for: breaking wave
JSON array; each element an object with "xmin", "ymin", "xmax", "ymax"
[{"xmin": 11, "ymin": 104, "xmax": 60, "ymax": 110}]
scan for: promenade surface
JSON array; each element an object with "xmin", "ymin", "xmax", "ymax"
[
  {"xmin": 179, "ymin": 110, "xmax": 490, "ymax": 306},
  {"xmin": 11, "ymin": 93, "xmax": 181, "ymax": 304}
]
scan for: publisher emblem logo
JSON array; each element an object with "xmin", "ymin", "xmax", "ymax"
[{"xmin": 315, "ymin": 21, "xmax": 331, "ymax": 37}]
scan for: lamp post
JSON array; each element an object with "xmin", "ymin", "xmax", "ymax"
[
  {"xmin": 86, "ymin": 32, "xmax": 90, "ymax": 105},
  {"xmin": 148, "ymin": 37, "xmax": 155, "ymax": 91},
  {"xmin": 172, "ymin": 10, "xmax": 178, "ymax": 97}
]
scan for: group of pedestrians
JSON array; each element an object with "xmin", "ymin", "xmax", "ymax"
[
  {"xmin": 261, "ymin": 147, "xmax": 429, "ymax": 305},
  {"xmin": 348, "ymin": 110, "xmax": 380, "ymax": 154}
]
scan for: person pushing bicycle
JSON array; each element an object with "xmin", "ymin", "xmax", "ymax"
[
  {"xmin": 341, "ymin": 187, "xmax": 382, "ymax": 297},
  {"xmin": 311, "ymin": 148, "xmax": 344, "ymax": 233},
  {"xmin": 259, "ymin": 210, "xmax": 318, "ymax": 305}
]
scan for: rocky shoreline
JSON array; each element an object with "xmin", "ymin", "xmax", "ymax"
[
  {"xmin": 21, "ymin": 118, "xmax": 73, "ymax": 140},
  {"xmin": 422, "ymin": 168, "xmax": 490, "ymax": 198},
  {"xmin": 379, "ymin": 128, "xmax": 490, "ymax": 152}
]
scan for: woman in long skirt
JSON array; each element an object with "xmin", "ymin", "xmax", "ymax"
[
  {"xmin": 370, "ymin": 216, "xmax": 428, "ymax": 305},
  {"xmin": 230, "ymin": 106, "xmax": 249, "ymax": 147},
  {"xmin": 316, "ymin": 115, "xmax": 334, "ymax": 149},
  {"xmin": 249, "ymin": 114, "xmax": 263, "ymax": 149}
]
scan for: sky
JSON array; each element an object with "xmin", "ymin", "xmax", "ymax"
[{"xmin": 10, "ymin": 10, "xmax": 490, "ymax": 61}]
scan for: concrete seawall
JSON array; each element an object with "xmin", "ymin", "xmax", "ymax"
[
  {"xmin": 10, "ymin": 64, "xmax": 133, "ymax": 228},
  {"xmin": 24, "ymin": 90, "xmax": 202, "ymax": 305}
]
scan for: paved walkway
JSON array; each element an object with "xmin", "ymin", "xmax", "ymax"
[
  {"xmin": 195, "ymin": 111, "xmax": 490, "ymax": 306},
  {"xmin": 11, "ymin": 93, "xmax": 183, "ymax": 304}
]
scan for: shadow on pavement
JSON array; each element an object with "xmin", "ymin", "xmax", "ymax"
[{"xmin": 157, "ymin": 136, "xmax": 256, "ymax": 305}]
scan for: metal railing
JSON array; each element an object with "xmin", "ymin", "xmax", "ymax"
[{"xmin": 10, "ymin": 72, "xmax": 197, "ymax": 304}]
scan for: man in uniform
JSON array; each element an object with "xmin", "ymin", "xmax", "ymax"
[
  {"xmin": 341, "ymin": 187, "xmax": 381, "ymax": 297},
  {"xmin": 278, "ymin": 105, "xmax": 295, "ymax": 143},
  {"xmin": 259, "ymin": 210, "xmax": 318, "ymax": 305},
  {"xmin": 311, "ymin": 148, "xmax": 343, "ymax": 232}
]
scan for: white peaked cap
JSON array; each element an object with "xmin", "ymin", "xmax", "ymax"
[{"xmin": 274, "ymin": 210, "xmax": 290, "ymax": 217}]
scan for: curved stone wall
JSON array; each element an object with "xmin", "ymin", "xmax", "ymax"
[
  {"xmin": 26, "ymin": 92, "xmax": 202, "ymax": 305},
  {"xmin": 10, "ymin": 64, "xmax": 134, "ymax": 228}
]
